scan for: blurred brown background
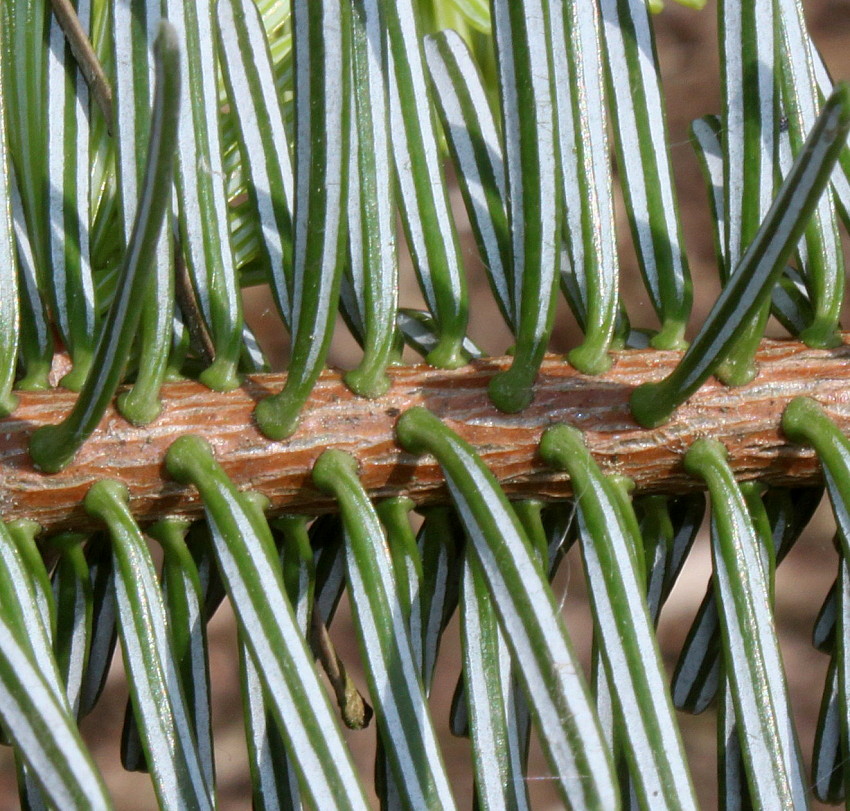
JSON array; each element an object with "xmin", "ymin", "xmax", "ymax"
[{"xmin": 3, "ymin": 1, "xmax": 850, "ymax": 807}]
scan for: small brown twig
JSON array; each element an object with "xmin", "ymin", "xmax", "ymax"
[
  {"xmin": 49, "ymin": 0, "xmax": 113, "ymax": 132},
  {"xmin": 174, "ymin": 248, "xmax": 216, "ymax": 365},
  {"xmin": 310, "ymin": 608, "xmax": 373, "ymax": 730}
]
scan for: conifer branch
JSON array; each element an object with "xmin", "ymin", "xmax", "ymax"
[{"xmin": 3, "ymin": 335, "xmax": 846, "ymax": 532}]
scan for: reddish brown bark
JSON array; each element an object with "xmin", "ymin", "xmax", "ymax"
[{"xmin": 5, "ymin": 336, "xmax": 850, "ymax": 532}]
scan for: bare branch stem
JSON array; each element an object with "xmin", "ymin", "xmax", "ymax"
[{"xmin": 7, "ymin": 337, "xmax": 848, "ymax": 532}]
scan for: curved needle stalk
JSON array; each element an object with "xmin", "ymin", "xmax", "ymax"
[
  {"xmin": 599, "ymin": 0, "xmax": 691, "ymax": 349},
  {"xmin": 550, "ymin": 0, "xmax": 621, "ymax": 370},
  {"xmin": 672, "ymin": 486, "xmax": 820, "ymax": 714},
  {"xmin": 166, "ymin": 0, "xmax": 243, "ymax": 391},
  {"xmin": 112, "ymin": 0, "xmax": 175, "ymax": 426},
  {"xmin": 630, "ymin": 82, "xmax": 850, "ymax": 428},
  {"xmin": 10, "ymin": 166, "xmax": 52, "ymax": 392},
  {"xmin": 782, "ymin": 397, "xmax": 850, "ymax": 805},
  {"xmin": 6, "ymin": 520, "xmax": 55, "ymax": 640},
  {"xmin": 714, "ymin": 0, "xmax": 777, "ymax": 385},
  {"xmin": 380, "ymin": 0, "xmax": 469, "ymax": 369},
  {"xmin": 343, "ymin": 0, "xmax": 399, "ymax": 398},
  {"xmin": 46, "ymin": 0, "xmax": 97, "ymax": 390},
  {"xmin": 396, "ymin": 407, "xmax": 618, "ymax": 810},
  {"xmin": 0, "ymin": 41, "xmax": 19, "ymax": 415},
  {"xmin": 83, "ymin": 481, "xmax": 213, "ymax": 810},
  {"xmin": 487, "ymin": 0, "xmax": 561, "ymax": 412},
  {"xmin": 312, "ymin": 451, "xmax": 456, "ymax": 811},
  {"xmin": 2, "ymin": 0, "xmax": 54, "ymax": 389},
  {"xmin": 539, "ymin": 424, "xmax": 697, "ymax": 810},
  {"xmin": 164, "ymin": 435, "xmax": 370, "ymax": 811},
  {"xmin": 425, "ymin": 29, "xmax": 513, "ymax": 330},
  {"xmin": 29, "ymin": 22, "xmax": 181, "ymax": 473},
  {"xmin": 683, "ymin": 439, "xmax": 806, "ymax": 808},
  {"xmin": 254, "ymin": 0, "xmax": 351, "ymax": 439},
  {"xmin": 777, "ymin": 0, "xmax": 845, "ymax": 349}
]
